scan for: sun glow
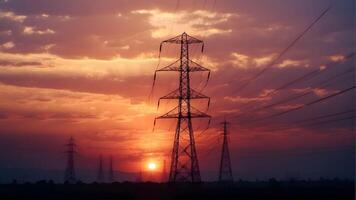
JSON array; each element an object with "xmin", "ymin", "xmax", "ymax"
[{"xmin": 147, "ymin": 162, "xmax": 157, "ymax": 171}]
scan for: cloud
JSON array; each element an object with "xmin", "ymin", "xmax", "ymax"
[
  {"xmin": 230, "ymin": 53, "xmax": 249, "ymax": 68},
  {"xmin": 0, "ymin": 60, "xmax": 43, "ymax": 67},
  {"xmin": 0, "ymin": 30, "xmax": 12, "ymax": 36},
  {"xmin": 224, "ymin": 95, "xmax": 271, "ymax": 104},
  {"xmin": 328, "ymin": 54, "xmax": 347, "ymax": 62},
  {"xmin": 278, "ymin": 59, "xmax": 310, "ymax": 68},
  {"xmin": 23, "ymin": 26, "xmax": 55, "ymax": 35},
  {"xmin": 132, "ymin": 9, "xmax": 234, "ymax": 38},
  {"xmin": 0, "ymin": 83, "xmax": 156, "ymax": 124},
  {"xmin": 0, "ymin": 41, "xmax": 15, "ymax": 49},
  {"xmin": 0, "ymin": 52, "xmax": 162, "ymax": 77},
  {"xmin": 230, "ymin": 53, "xmax": 275, "ymax": 69},
  {"xmin": 0, "ymin": 11, "xmax": 26, "ymax": 22},
  {"xmin": 292, "ymin": 87, "xmax": 339, "ymax": 97},
  {"xmin": 274, "ymin": 104, "xmax": 303, "ymax": 111}
]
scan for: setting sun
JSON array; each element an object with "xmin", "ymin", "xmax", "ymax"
[{"xmin": 147, "ymin": 162, "xmax": 157, "ymax": 171}]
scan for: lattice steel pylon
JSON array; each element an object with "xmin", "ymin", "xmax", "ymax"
[
  {"xmin": 153, "ymin": 32, "xmax": 211, "ymax": 182},
  {"xmin": 218, "ymin": 121, "xmax": 233, "ymax": 182},
  {"xmin": 64, "ymin": 137, "xmax": 77, "ymax": 183}
]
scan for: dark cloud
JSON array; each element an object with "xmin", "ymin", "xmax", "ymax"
[
  {"xmin": 0, "ymin": 110, "xmax": 97, "ymax": 120},
  {"xmin": 0, "ymin": 60, "xmax": 43, "ymax": 67}
]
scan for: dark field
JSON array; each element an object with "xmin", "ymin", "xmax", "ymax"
[{"xmin": 0, "ymin": 180, "xmax": 353, "ymax": 200}]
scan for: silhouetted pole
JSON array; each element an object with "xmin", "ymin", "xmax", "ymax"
[
  {"xmin": 153, "ymin": 32, "xmax": 211, "ymax": 182},
  {"xmin": 97, "ymin": 154, "xmax": 104, "ymax": 183},
  {"xmin": 136, "ymin": 158, "xmax": 143, "ymax": 182},
  {"xmin": 136, "ymin": 170, "xmax": 143, "ymax": 182},
  {"xmin": 218, "ymin": 121, "xmax": 234, "ymax": 182},
  {"xmin": 108, "ymin": 155, "xmax": 114, "ymax": 183},
  {"xmin": 161, "ymin": 159, "xmax": 167, "ymax": 182},
  {"xmin": 64, "ymin": 137, "xmax": 77, "ymax": 183}
]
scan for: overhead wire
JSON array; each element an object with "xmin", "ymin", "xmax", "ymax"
[
  {"xmin": 256, "ymin": 114, "xmax": 355, "ymax": 133},
  {"xmin": 231, "ymin": 4, "xmax": 333, "ymax": 95},
  {"xmin": 233, "ymin": 65, "xmax": 354, "ymax": 120},
  {"xmin": 245, "ymin": 85, "xmax": 355, "ymax": 124}
]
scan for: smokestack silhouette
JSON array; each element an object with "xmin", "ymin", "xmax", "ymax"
[{"xmin": 64, "ymin": 137, "xmax": 77, "ymax": 184}]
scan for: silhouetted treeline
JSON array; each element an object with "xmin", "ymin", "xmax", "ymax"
[{"xmin": 0, "ymin": 179, "xmax": 353, "ymax": 200}]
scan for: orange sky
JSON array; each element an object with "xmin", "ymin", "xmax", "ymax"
[{"xmin": 0, "ymin": 0, "xmax": 354, "ymax": 181}]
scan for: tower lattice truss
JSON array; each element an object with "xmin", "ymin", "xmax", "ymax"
[
  {"xmin": 64, "ymin": 137, "xmax": 76, "ymax": 183},
  {"xmin": 218, "ymin": 121, "xmax": 233, "ymax": 182},
  {"xmin": 153, "ymin": 32, "xmax": 211, "ymax": 182}
]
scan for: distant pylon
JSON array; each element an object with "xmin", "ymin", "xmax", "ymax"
[
  {"xmin": 153, "ymin": 32, "xmax": 211, "ymax": 182},
  {"xmin": 64, "ymin": 137, "xmax": 76, "ymax": 183},
  {"xmin": 136, "ymin": 169, "xmax": 143, "ymax": 183},
  {"xmin": 161, "ymin": 159, "xmax": 167, "ymax": 182},
  {"xmin": 97, "ymin": 154, "xmax": 104, "ymax": 183},
  {"xmin": 108, "ymin": 155, "xmax": 114, "ymax": 182},
  {"xmin": 218, "ymin": 121, "xmax": 233, "ymax": 182}
]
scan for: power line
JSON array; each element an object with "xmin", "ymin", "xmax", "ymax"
[
  {"xmin": 252, "ymin": 52, "xmax": 354, "ymax": 100},
  {"xmin": 237, "ymin": 51, "xmax": 354, "ymax": 111},
  {"xmin": 264, "ymin": 109, "xmax": 354, "ymax": 132},
  {"xmin": 246, "ymin": 85, "xmax": 355, "ymax": 124},
  {"xmin": 234, "ymin": 67, "xmax": 354, "ymax": 120},
  {"xmin": 232, "ymin": 4, "xmax": 332, "ymax": 94},
  {"xmin": 237, "ymin": 145, "xmax": 354, "ymax": 159},
  {"xmin": 304, "ymin": 115, "xmax": 354, "ymax": 127},
  {"xmin": 294, "ymin": 109, "xmax": 354, "ymax": 124},
  {"xmin": 236, "ymin": 68, "xmax": 321, "ymax": 112},
  {"xmin": 257, "ymin": 115, "xmax": 355, "ymax": 133}
]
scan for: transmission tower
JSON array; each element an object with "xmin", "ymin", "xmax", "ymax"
[
  {"xmin": 64, "ymin": 137, "xmax": 76, "ymax": 183},
  {"xmin": 108, "ymin": 155, "xmax": 114, "ymax": 182},
  {"xmin": 97, "ymin": 155, "xmax": 104, "ymax": 183},
  {"xmin": 153, "ymin": 32, "xmax": 211, "ymax": 182},
  {"xmin": 218, "ymin": 121, "xmax": 233, "ymax": 182}
]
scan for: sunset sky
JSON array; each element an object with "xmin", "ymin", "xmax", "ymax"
[{"xmin": 0, "ymin": 0, "xmax": 354, "ymax": 182}]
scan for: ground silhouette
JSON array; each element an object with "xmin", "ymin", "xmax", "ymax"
[{"xmin": 0, "ymin": 179, "xmax": 353, "ymax": 200}]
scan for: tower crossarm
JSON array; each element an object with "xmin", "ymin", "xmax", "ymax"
[
  {"xmin": 160, "ymin": 32, "xmax": 204, "ymax": 46},
  {"xmin": 153, "ymin": 59, "xmax": 211, "ymax": 86},
  {"xmin": 157, "ymin": 88, "xmax": 210, "ymax": 109},
  {"xmin": 156, "ymin": 59, "xmax": 180, "ymax": 72},
  {"xmin": 189, "ymin": 59, "xmax": 210, "ymax": 72},
  {"xmin": 155, "ymin": 59, "xmax": 210, "ymax": 73},
  {"xmin": 155, "ymin": 106, "xmax": 211, "ymax": 120}
]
